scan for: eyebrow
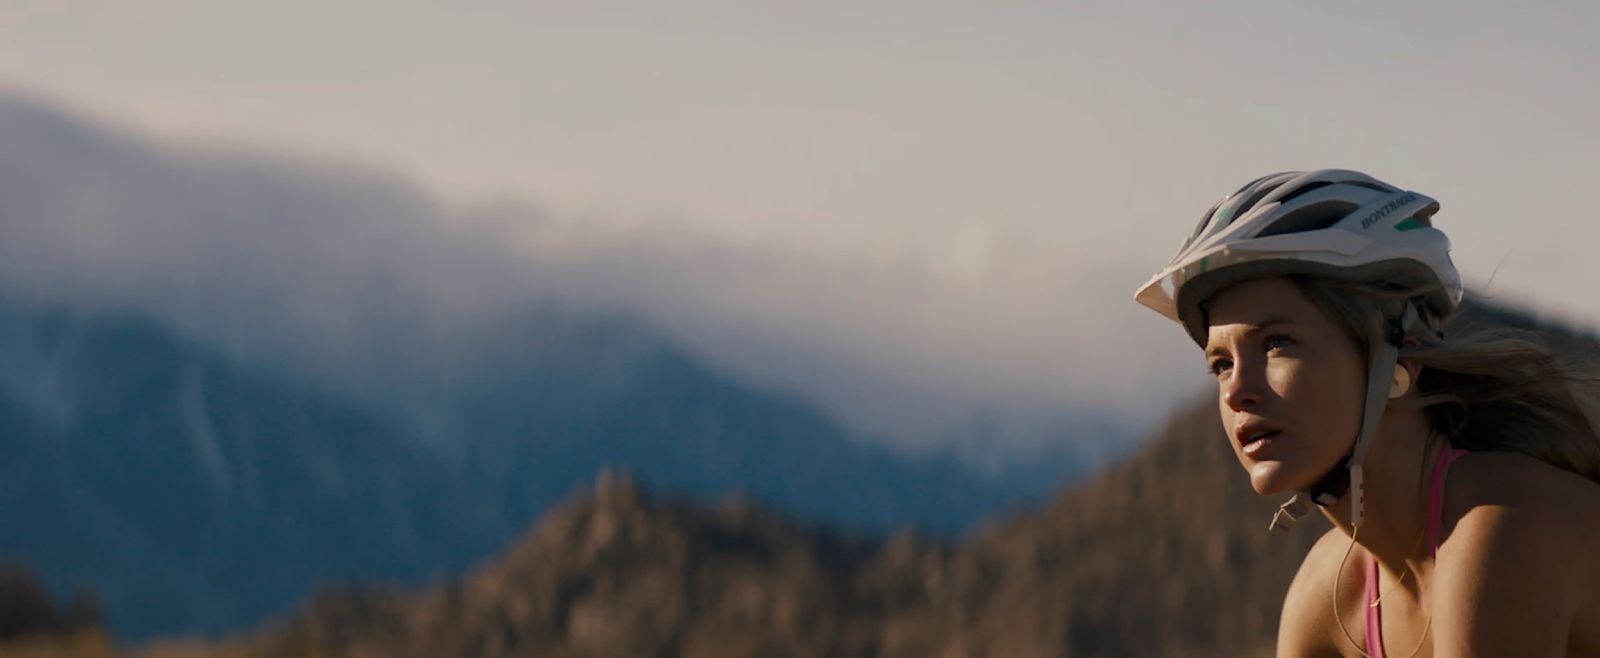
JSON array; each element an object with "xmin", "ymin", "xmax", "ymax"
[{"xmin": 1205, "ymin": 315, "xmax": 1298, "ymax": 357}]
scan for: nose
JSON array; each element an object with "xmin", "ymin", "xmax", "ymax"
[{"xmin": 1221, "ymin": 362, "xmax": 1264, "ymax": 411}]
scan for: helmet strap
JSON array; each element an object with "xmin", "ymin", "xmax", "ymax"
[{"xmin": 1268, "ymin": 301, "xmax": 1419, "ymax": 533}]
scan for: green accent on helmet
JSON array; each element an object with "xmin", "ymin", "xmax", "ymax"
[
  {"xmin": 1199, "ymin": 256, "xmax": 1210, "ymax": 273},
  {"xmin": 1394, "ymin": 217, "xmax": 1424, "ymax": 232}
]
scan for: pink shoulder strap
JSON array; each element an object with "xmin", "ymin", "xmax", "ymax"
[
  {"xmin": 1365, "ymin": 556, "xmax": 1387, "ymax": 658},
  {"xmin": 1368, "ymin": 444, "xmax": 1466, "ymax": 658}
]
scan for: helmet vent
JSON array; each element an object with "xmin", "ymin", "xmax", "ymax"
[
  {"xmin": 1226, "ymin": 184, "xmax": 1290, "ymax": 227},
  {"xmin": 1274, "ymin": 181, "xmax": 1333, "ymax": 204},
  {"xmin": 1254, "ymin": 200, "xmax": 1357, "ymax": 238}
]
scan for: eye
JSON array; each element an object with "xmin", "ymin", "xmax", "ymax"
[
  {"xmin": 1207, "ymin": 358, "xmax": 1233, "ymax": 377},
  {"xmin": 1264, "ymin": 334, "xmax": 1295, "ymax": 352}
]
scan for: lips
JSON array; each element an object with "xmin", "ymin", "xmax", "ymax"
[{"xmin": 1234, "ymin": 423, "xmax": 1281, "ymax": 447}]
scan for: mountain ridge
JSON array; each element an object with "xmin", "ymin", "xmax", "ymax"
[
  {"xmin": 0, "ymin": 292, "xmax": 1083, "ymax": 642},
  {"xmin": 144, "ymin": 397, "xmax": 1297, "ymax": 658}
]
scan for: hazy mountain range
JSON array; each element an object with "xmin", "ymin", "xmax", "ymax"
[{"xmin": 0, "ymin": 291, "xmax": 1086, "ymax": 640}]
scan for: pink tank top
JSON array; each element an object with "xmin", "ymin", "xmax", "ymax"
[{"xmin": 1365, "ymin": 445, "xmax": 1468, "ymax": 658}]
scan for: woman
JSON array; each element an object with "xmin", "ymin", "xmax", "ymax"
[{"xmin": 1134, "ymin": 170, "xmax": 1600, "ymax": 656}]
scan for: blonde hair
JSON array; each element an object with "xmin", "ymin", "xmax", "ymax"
[{"xmin": 1289, "ymin": 274, "xmax": 1600, "ymax": 484}]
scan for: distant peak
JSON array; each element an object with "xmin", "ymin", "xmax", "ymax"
[{"xmin": 591, "ymin": 467, "xmax": 643, "ymax": 509}]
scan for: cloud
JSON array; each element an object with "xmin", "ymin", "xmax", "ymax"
[
  {"xmin": 496, "ymin": 207, "xmax": 1199, "ymax": 449},
  {"xmin": 0, "ymin": 92, "xmax": 534, "ymax": 387},
  {"xmin": 0, "ymin": 91, "xmax": 1177, "ymax": 454}
]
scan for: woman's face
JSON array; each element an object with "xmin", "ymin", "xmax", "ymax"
[{"xmin": 1203, "ymin": 277, "xmax": 1368, "ymax": 495}]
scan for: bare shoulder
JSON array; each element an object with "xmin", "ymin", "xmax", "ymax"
[
  {"xmin": 1441, "ymin": 450, "xmax": 1600, "ymax": 595},
  {"xmin": 1277, "ymin": 527, "xmax": 1356, "ymax": 657},
  {"xmin": 1445, "ymin": 450, "xmax": 1600, "ymax": 561},
  {"xmin": 1433, "ymin": 450, "xmax": 1600, "ymax": 653}
]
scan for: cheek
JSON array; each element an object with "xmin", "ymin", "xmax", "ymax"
[
  {"xmin": 1264, "ymin": 359, "xmax": 1304, "ymax": 397},
  {"xmin": 1268, "ymin": 358, "xmax": 1332, "ymax": 399},
  {"xmin": 1273, "ymin": 358, "xmax": 1364, "ymax": 428}
]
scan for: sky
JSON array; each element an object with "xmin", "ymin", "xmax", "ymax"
[{"xmin": 1, "ymin": 1, "xmax": 1597, "ymax": 451}]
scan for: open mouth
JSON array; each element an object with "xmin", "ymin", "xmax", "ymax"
[
  {"xmin": 1240, "ymin": 429, "xmax": 1281, "ymax": 457},
  {"xmin": 1241, "ymin": 429, "xmax": 1280, "ymax": 446}
]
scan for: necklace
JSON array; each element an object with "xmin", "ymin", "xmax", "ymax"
[
  {"xmin": 1367, "ymin": 522, "xmax": 1427, "ymax": 609},
  {"xmin": 1332, "ymin": 433, "xmax": 1449, "ymax": 656},
  {"xmin": 1334, "ymin": 525, "xmax": 1432, "ymax": 658}
]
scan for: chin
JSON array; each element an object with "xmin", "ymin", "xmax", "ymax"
[{"xmin": 1245, "ymin": 460, "xmax": 1309, "ymax": 496}]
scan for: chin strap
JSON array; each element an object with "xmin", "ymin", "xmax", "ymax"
[{"xmin": 1269, "ymin": 302, "xmax": 1419, "ymax": 533}]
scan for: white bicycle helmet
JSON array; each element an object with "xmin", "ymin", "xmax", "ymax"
[
  {"xmin": 1137, "ymin": 169, "xmax": 1462, "ymax": 346},
  {"xmin": 1135, "ymin": 169, "xmax": 1464, "ymax": 531}
]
